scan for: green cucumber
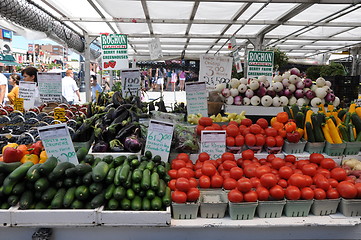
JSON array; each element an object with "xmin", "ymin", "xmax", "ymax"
[
  {"xmin": 39, "ymin": 156, "xmax": 58, "ymax": 175},
  {"xmin": 41, "ymin": 187, "xmax": 58, "ymax": 202},
  {"xmin": 76, "ymin": 147, "xmax": 88, "ymax": 162},
  {"xmin": 119, "ymin": 164, "xmax": 131, "ymax": 183},
  {"xmin": 105, "ymin": 168, "xmax": 116, "ymax": 184},
  {"xmin": 145, "ymin": 161, "xmax": 155, "ymax": 171},
  {"xmin": 63, "ymin": 187, "xmax": 76, "ymax": 208},
  {"xmin": 150, "ymin": 172, "xmax": 160, "ymax": 191},
  {"xmin": 113, "ymin": 186, "xmax": 126, "ymax": 200},
  {"xmin": 120, "ymin": 198, "xmax": 131, "ymax": 210},
  {"xmin": 90, "ymin": 192, "xmax": 105, "ymax": 208},
  {"xmin": 2, "ymin": 162, "xmax": 34, "ymax": 195},
  {"xmin": 63, "ymin": 178, "xmax": 75, "ymax": 188},
  {"xmin": 19, "ymin": 190, "xmax": 34, "ymax": 210},
  {"xmin": 142, "ymin": 198, "xmax": 151, "ymax": 210},
  {"xmin": 132, "ymin": 169, "xmax": 142, "ymax": 183},
  {"xmin": 35, "ymin": 201, "xmax": 48, "ymax": 209},
  {"xmin": 84, "ymin": 154, "xmax": 95, "ymax": 165},
  {"xmin": 51, "ymin": 188, "xmax": 66, "ymax": 209},
  {"xmin": 132, "ymin": 182, "xmax": 141, "ymax": 193},
  {"xmin": 105, "ymin": 184, "xmax": 115, "ymax": 200},
  {"xmin": 34, "ymin": 177, "xmax": 50, "ymax": 192},
  {"xmin": 82, "ymin": 172, "xmax": 93, "ymax": 186},
  {"xmin": 123, "ymin": 169, "xmax": 132, "ymax": 189},
  {"xmin": 114, "ymin": 166, "xmax": 122, "ymax": 186},
  {"xmin": 0, "ymin": 162, "xmax": 21, "ymax": 174},
  {"xmin": 12, "ymin": 181, "xmax": 26, "ymax": 195},
  {"xmin": 75, "ymin": 163, "xmax": 92, "ymax": 176},
  {"xmin": 75, "ymin": 185, "xmax": 90, "ymax": 201},
  {"xmin": 126, "ymin": 188, "xmax": 135, "ymax": 200},
  {"xmin": 92, "ymin": 161, "xmax": 109, "ymax": 182},
  {"xmin": 1, "ymin": 202, "xmax": 10, "ymax": 209},
  {"xmin": 7, "ymin": 195, "xmax": 19, "ymax": 206},
  {"xmin": 157, "ymin": 179, "xmax": 166, "ymax": 197},
  {"xmin": 162, "ymin": 186, "xmax": 171, "ymax": 207},
  {"xmin": 157, "ymin": 165, "xmax": 165, "ymax": 178},
  {"xmin": 64, "ymin": 167, "xmax": 78, "ymax": 178},
  {"xmin": 71, "ymin": 200, "xmax": 84, "ymax": 209},
  {"xmin": 114, "ymin": 155, "xmax": 127, "ymax": 167},
  {"xmin": 26, "ymin": 164, "xmax": 42, "ymax": 182},
  {"xmin": 89, "ymin": 182, "xmax": 103, "ymax": 195},
  {"xmin": 146, "ymin": 189, "xmax": 155, "ymax": 200},
  {"xmin": 102, "ymin": 155, "xmax": 114, "ymax": 164},
  {"xmin": 151, "ymin": 196, "xmax": 163, "ymax": 210},
  {"xmin": 131, "ymin": 196, "xmax": 142, "ymax": 210},
  {"xmin": 141, "ymin": 169, "xmax": 151, "ymax": 190},
  {"xmin": 48, "ymin": 162, "xmax": 75, "ymax": 181},
  {"xmin": 107, "ymin": 198, "xmax": 119, "ymax": 210},
  {"xmin": 305, "ymin": 122, "xmax": 315, "ymax": 143}
]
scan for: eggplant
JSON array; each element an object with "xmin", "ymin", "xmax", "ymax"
[
  {"xmin": 92, "ymin": 141, "xmax": 109, "ymax": 152},
  {"xmin": 115, "ymin": 122, "xmax": 138, "ymax": 141},
  {"xmin": 112, "ymin": 91, "xmax": 124, "ymax": 106},
  {"xmin": 124, "ymin": 135, "xmax": 143, "ymax": 153},
  {"xmin": 104, "ymin": 107, "xmax": 115, "ymax": 124},
  {"xmin": 112, "ymin": 105, "xmax": 126, "ymax": 120},
  {"xmin": 129, "ymin": 110, "xmax": 139, "ymax": 122},
  {"xmin": 111, "ymin": 110, "xmax": 129, "ymax": 125},
  {"xmin": 109, "ymin": 139, "xmax": 124, "ymax": 152},
  {"xmin": 103, "ymin": 123, "xmax": 123, "ymax": 142},
  {"xmin": 94, "ymin": 127, "xmax": 103, "ymax": 141},
  {"xmin": 155, "ymin": 99, "xmax": 167, "ymax": 112}
]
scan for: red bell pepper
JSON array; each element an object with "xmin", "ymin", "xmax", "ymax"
[
  {"xmin": 286, "ymin": 131, "xmax": 301, "ymax": 143},
  {"xmin": 29, "ymin": 141, "xmax": 44, "ymax": 156},
  {"xmin": 3, "ymin": 147, "xmax": 24, "ymax": 163}
]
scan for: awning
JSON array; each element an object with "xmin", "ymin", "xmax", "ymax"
[{"xmin": 0, "ymin": 61, "xmax": 21, "ymax": 66}]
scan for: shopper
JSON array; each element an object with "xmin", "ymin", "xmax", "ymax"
[
  {"xmin": 165, "ymin": 69, "xmax": 172, "ymax": 90},
  {"xmin": 91, "ymin": 75, "xmax": 103, "ymax": 102},
  {"xmin": 156, "ymin": 67, "xmax": 165, "ymax": 92},
  {"xmin": 21, "ymin": 66, "xmax": 41, "ymax": 106},
  {"xmin": 170, "ymin": 70, "xmax": 177, "ymax": 92},
  {"xmin": 0, "ymin": 71, "xmax": 8, "ymax": 104},
  {"xmin": 178, "ymin": 70, "xmax": 186, "ymax": 91},
  {"xmin": 7, "ymin": 74, "xmax": 20, "ymax": 105},
  {"xmin": 62, "ymin": 69, "xmax": 81, "ymax": 105}
]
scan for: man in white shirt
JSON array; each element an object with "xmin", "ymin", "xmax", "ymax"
[
  {"xmin": 62, "ymin": 69, "xmax": 81, "ymax": 105},
  {"xmin": 0, "ymin": 72, "xmax": 8, "ymax": 105}
]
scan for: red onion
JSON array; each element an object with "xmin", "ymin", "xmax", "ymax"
[
  {"xmin": 290, "ymin": 68, "xmax": 301, "ymax": 77},
  {"xmin": 245, "ymin": 89, "xmax": 254, "ymax": 98},
  {"xmin": 305, "ymin": 90, "xmax": 315, "ymax": 100},
  {"xmin": 256, "ymin": 86, "xmax": 267, "ymax": 97},
  {"xmin": 278, "ymin": 90, "xmax": 284, "ymax": 96},
  {"xmin": 303, "ymin": 78, "xmax": 313, "ymax": 88},
  {"xmin": 234, "ymin": 96, "xmax": 243, "ymax": 105},
  {"xmin": 282, "ymin": 78, "xmax": 290, "ymax": 87},
  {"xmin": 283, "ymin": 88, "xmax": 292, "ymax": 98},
  {"xmin": 294, "ymin": 89, "xmax": 304, "ymax": 99},
  {"xmin": 325, "ymin": 93, "xmax": 335, "ymax": 102},
  {"xmin": 266, "ymin": 88, "xmax": 276, "ymax": 98},
  {"xmin": 222, "ymin": 88, "xmax": 231, "ymax": 97}
]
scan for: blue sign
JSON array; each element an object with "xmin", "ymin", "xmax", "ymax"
[{"xmin": 2, "ymin": 29, "xmax": 12, "ymax": 39}]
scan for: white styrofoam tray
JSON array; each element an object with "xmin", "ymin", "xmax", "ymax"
[{"xmin": 88, "ymin": 147, "xmax": 141, "ymax": 158}]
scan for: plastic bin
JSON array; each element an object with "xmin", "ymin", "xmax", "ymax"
[
  {"xmin": 324, "ymin": 141, "xmax": 346, "ymax": 156},
  {"xmin": 257, "ymin": 200, "xmax": 286, "ymax": 218},
  {"xmin": 228, "ymin": 201, "xmax": 258, "ymax": 220},
  {"xmin": 283, "ymin": 140, "xmax": 306, "ymax": 154},
  {"xmin": 172, "ymin": 202, "xmax": 199, "ymax": 219},
  {"xmin": 247, "ymin": 145, "xmax": 263, "ymax": 154},
  {"xmin": 344, "ymin": 142, "xmax": 361, "ymax": 156},
  {"xmin": 339, "ymin": 198, "xmax": 361, "ymax": 217},
  {"xmin": 305, "ymin": 141, "xmax": 325, "ymax": 154},
  {"xmin": 311, "ymin": 198, "xmax": 340, "ymax": 216},
  {"xmin": 200, "ymin": 191, "xmax": 228, "ymax": 218},
  {"xmin": 266, "ymin": 146, "xmax": 282, "ymax": 154},
  {"xmin": 284, "ymin": 199, "xmax": 313, "ymax": 217}
]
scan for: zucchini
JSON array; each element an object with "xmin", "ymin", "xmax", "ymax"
[
  {"xmin": 63, "ymin": 178, "xmax": 75, "ymax": 188},
  {"xmin": 107, "ymin": 198, "xmax": 119, "ymax": 210},
  {"xmin": 90, "ymin": 192, "xmax": 105, "ymax": 208},
  {"xmin": 113, "ymin": 155, "xmax": 127, "ymax": 167},
  {"xmin": 41, "ymin": 187, "xmax": 58, "ymax": 202},
  {"xmin": 48, "ymin": 162, "xmax": 75, "ymax": 181},
  {"xmin": 7, "ymin": 195, "xmax": 19, "ymax": 206},
  {"xmin": 34, "ymin": 177, "xmax": 50, "ymax": 192},
  {"xmin": 146, "ymin": 189, "xmax": 155, "ymax": 200},
  {"xmin": 126, "ymin": 188, "xmax": 135, "ymax": 200},
  {"xmin": 150, "ymin": 172, "xmax": 160, "ymax": 191},
  {"xmin": 283, "ymin": 106, "xmax": 292, "ymax": 119},
  {"xmin": 305, "ymin": 122, "xmax": 315, "ymax": 143},
  {"xmin": 35, "ymin": 201, "xmax": 48, "ymax": 209},
  {"xmin": 291, "ymin": 105, "xmax": 299, "ymax": 119},
  {"xmin": 92, "ymin": 161, "xmax": 110, "ymax": 183},
  {"xmin": 142, "ymin": 198, "xmax": 151, "ymax": 210},
  {"xmin": 26, "ymin": 164, "xmax": 42, "ymax": 182},
  {"xmin": 120, "ymin": 198, "xmax": 131, "ymax": 210},
  {"xmin": 2, "ymin": 162, "xmax": 34, "ymax": 195},
  {"xmin": 132, "ymin": 182, "xmax": 141, "ymax": 193},
  {"xmin": 63, "ymin": 187, "xmax": 76, "ymax": 208},
  {"xmin": 132, "ymin": 169, "xmax": 142, "ymax": 183},
  {"xmin": 105, "ymin": 168, "xmax": 116, "ymax": 184},
  {"xmin": 338, "ymin": 125, "xmax": 349, "ymax": 142},
  {"xmin": 113, "ymin": 186, "xmax": 126, "ymax": 200},
  {"xmin": 151, "ymin": 196, "xmax": 163, "ymax": 210},
  {"xmin": 312, "ymin": 114, "xmax": 325, "ymax": 142},
  {"xmin": 12, "ymin": 181, "xmax": 26, "ymax": 195},
  {"xmin": 75, "ymin": 185, "xmax": 90, "ymax": 201},
  {"xmin": 71, "ymin": 200, "xmax": 84, "ymax": 209},
  {"xmin": 119, "ymin": 164, "xmax": 131, "ymax": 183},
  {"xmin": 349, "ymin": 124, "xmax": 355, "ymax": 142},
  {"xmin": 141, "ymin": 169, "xmax": 151, "ymax": 190},
  {"xmin": 39, "ymin": 156, "xmax": 58, "ymax": 175},
  {"xmin": 131, "ymin": 196, "xmax": 142, "ymax": 210},
  {"xmin": 113, "ymin": 166, "xmax": 122, "ymax": 186},
  {"xmin": 162, "ymin": 186, "xmax": 171, "ymax": 207},
  {"xmin": 19, "ymin": 190, "xmax": 34, "ymax": 210},
  {"xmin": 105, "ymin": 184, "xmax": 115, "ymax": 200},
  {"xmin": 64, "ymin": 167, "xmax": 78, "ymax": 178},
  {"xmin": 75, "ymin": 163, "xmax": 92, "ymax": 176},
  {"xmin": 51, "ymin": 188, "xmax": 66, "ymax": 209},
  {"xmin": 351, "ymin": 113, "xmax": 361, "ymax": 134},
  {"xmin": 157, "ymin": 179, "xmax": 166, "ymax": 197},
  {"xmin": 0, "ymin": 162, "xmax": 21, "ymax": 174},
  {"xmin": 123, "ymin": 169, "xmax": 132, "ymax": 189},
  {"xmin": 82, "ymin": 172, "xmax": 93, "ymax": 186},
  {"xmin": 338, "ymin": 109, "xmax": 347, "ymax": 121}
]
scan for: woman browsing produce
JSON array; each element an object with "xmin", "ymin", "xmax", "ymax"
[{"xmin": 7, "ymin": 73, "xmax": 20, "ymax": 105}]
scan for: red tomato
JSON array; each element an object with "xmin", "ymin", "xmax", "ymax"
[
  {"xmin": 194, "ymin": 161, "xmax": 203, "ymax": 170},
  {"xmin": 168, "ymin": 179, "xmax": 176, "ymax": 191},
  {"xmin": 242, "ymin": 149, "xmax": 254, "ymax": 160},
  {"xmin": 304, "ymin": 175, "xmax": 313, "ymax": 187},
  {"xmin": 309, "ymin": 153, "xmax": 324, "ymax": 164},
  {"xmin": 226, "ymin": 136, "xmax": 235, "ymax": 147},
  {"xmin": 228, "ymin": 189, "xmax": 244, "ymax": 203},
  {"xmin": 222, "ymin": 160, "xmax": 237, "ymax": 171},
  {"xmin": 177, "ymin": 153, "xmax": 190, "ymax": 161},
  {"xmin": 195, "ymin": 169, "xmax": 202, "ymax": 179},
  {"xmin": 288, "ymin": 173, "xmax": 307, "ymax": 188},
  {"xmin": 186, "ymin": 188, "xmax": 200, "ymax": 202},
  {"xmin": 301, "ymin": 187, "xmax": 315, "ymax": 200},
  {"xmin": 296, "ymin": 160, "xmax": 310, "ymax": 170},
  {"xmin": 239, "ymin": 125, "xmax": 247, "ymax": 135},
  {"xmin": 278, "ymin": 179, "xmax": 288, "ymax": 188},
  {"xmin": 229, "ymin": 167, "xmax": 244, "ymax": 180},
  {"xmin": 284, "ymin": 155, "xmax": 296, "ymax": 163},
  {"xmin": 302, "ymin": 164, "xmax": 318, "ymax": 177},
  {"xmin": 189, "ymin": 178, "xmax": 198, "ymax": 188},
  {"xmin": 212, "ymin": 123, "xmax": 222, "ymax": 130},
  {"xmin": 256, "ymin": 118, "xmax": 269, "ymax": 129},
  {"xmin": 198, "ymin": 152, "xmax": 210, "ymax": 162},
  {"xmin": 330, "ymin": 168, "xmax": 347, "ymax": 181},
  {"xmin": 256, "ymin": 186, "xmax": 270, "ymax": 201},
  {"xmin": 265, "ymin": 136, "xmax": 276, "ymax": 147},
  {"xmin": 222, "ymin": 152, "xmax": 235, "ymax": 161},
  {"xmin": 235, "ymin": 135, "xmax": 245, "ymax": 146},
  {"xmin": 313, "ymin": 188, "xmax": 327, "ymax": 200},
  {"xmin": 211, "ymin": 175, "xmax": 224, "ymax": 188},
  {"xmin": 316, "ymin": 168, "xmax": 331, "ymax": 179},
  {"xmin": 271, "ymin": 158, "xmax": 285, "ymax": 170},
  {"xmin": 172, "ymin": 191, "xmax": 187, "ymax": 203},
  {"xmin": 255, "ymin": 165, "xmax": 272, "ymax": 178},
  {"xmin": 265, "ymin": 154, "xmax": 275, "ymax": 162},
  {"xmin": 243, "ymin": 164, "xmax": 258, "ymax": 178},
  {"xmin": 196, "ymin": 125, "xmax": 205, "ymax": 135},
  {"xmin": 250, "ymin": 177, "xmax": 261, "ymax": 188},
  {"xmin": 327, "ymin": 188, "xmax": 340, "ymax": 199},
  {"xmin": 244, "ymin": 190, "xmax": 258, "ymax": 202},
  {"xmin": 241, "ymin": 118, "xmax": 253, "ymax": 127},
  {"xmin": 314, "ymin": 175, "xmax": 331, "ymax": 191},
  {"xmin": 265, "ymin": 127, "xmax": 278, "ymax": 137},
  {"xmin": 220, "ymin": 170, "xmax": 231, "ymax": 180},
  {"xmin": 201, "ymin": 163, "xmax": 217, "ymax": 176},
  {"xmin": 223, "ymin": 178, "xmax": 237, "ymax": 190},
  {"xmin": 185, "ymin": 162, "xmax": 194, "ymax": 170},
  {"xmin": 269, "ymin": 185, "xmax": 285, "ymax": 200},
  {"xmin": 278, "ymin": 166, "xmax": 294, "ymax": 180},
  {"xmin": 226, "ymin": 124, "xmax": 240, "ymax": 137},
  {"xmin": 275, "ymin": 135, "xmax": 284, "ymax": 147},
  {"xmin": 245, "ymin": 134, "xmax": 257, "ymax": 147},
  {"xmin": 337, "ymin": 181, "xmax": 358, "ymax": 199},
  {"xmin": 177, "ymin": 167, "xmax": 194, "ymax": 179},
  {"xmin": 172, "ymin": 160, "xmax": 186, "ymax": 170},
  {"xmin": 204, "ymin": 126, "xmax": 215, "ymax": 131},
  {"xmin": 249, "ymin": 124, "xmax": 262, "ymax": 134},
  {"xmin": 199, "ymin": 175, "xmax": 211, "ymax": 188},
  {"xmin": 255, "ymin": 134, "xmax": 266, "ymax": 146},
  {"xmin": 260, "ymin": 173, "xmax": 278, "ymax": 189},
  {"xmin": 229, "ymin": 121, "xmax": 239, "ymax": 126},
  {"xmin": 285, "ymin": 186, "xmax": 301, "ymax": 200},
  {"xmin": 237, "ymin": 178, "xmax": 253, "ymax": 193},
  {"xmin": 354, "ymin": 183, "xmax": 361, "ymax": 198},
  {"xmin": 328, "ymin": 178, "xmax": 339, "ymax": 188},
  {"xmin": 168, "ymin": 169, "xmax": 178, "ymax": 179},
  {"xmin": 320, "ymin": 158, "xmax": 336, "ymax": 170},
  {"xmin": 198, "ymin": 117, "xmax": 213, "ymax": 127},
  {"xmin": 242, "ymin": 128, "xmax": 251, "ymax": 136},
  {"xmin": 175, "ymin": 177, "xmax": 191, "ymax": 192}
]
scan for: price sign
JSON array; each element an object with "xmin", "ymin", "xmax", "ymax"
[
  {"xmin": 145, "ymin": 120, "xmax": 174, "ymax": 162},
  {"xmin": 54, "ymin": 107, "xmax": 66, "ymax": 122},
  {"xmin": 201, "ymin": 130, "xmax": 226, "ymax": 160},
  {"xmin": 14, "ymin": 98, "xmax": 24, "ymax": 112},
  {"xmin": 37, "ymin": 72, "xmax": 62, "ymax": 103},
  {"xmin": 120, "ymin": 68, "xmax": 141, "ymax": 98},
  {"xmin": 38, "ymin": 124, "xmax": 78, "ymax": 164},
  {"xmin": 19, "ymin": 81, "xmax": 36, "ymax": 110},
  {"xmin": 186, "ymin": 82, "xmax": 208, "ymax": 117},
  {"xmin": 199, "ymin": 55, "xmax": 233, "ymax": 91}
]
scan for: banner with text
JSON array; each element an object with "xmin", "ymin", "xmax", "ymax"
[
  {"xmin": 37, "ymin": 72, "xmax": 62, "ymax": 103},
  {"xmin": 199, "ymin": 55, "xmax": 232, "ymax": 91},
  {"xmin": 185, "ymin": 82, "xmax": 208, "ymax": 117},
  {"xmin": 100, "ymin": 33, "xmax": 128, "ymax": 70},
  {"xmin": 247, "ymin": 50, "xmax": 274, "ymax": 83},
  {"xmin": 201, "ymin": 130, "xmax": 226, "ymax": 160},
  {"xmin": 19, "ymin": 81, "xmax": 36, "ymax": 110},
  {"xmin": 120, "ymin": 68, "xmax": 141, "ymax": 98}
]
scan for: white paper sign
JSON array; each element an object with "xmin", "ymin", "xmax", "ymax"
[
  {"xmin": 100, "ymin": 33, "xmax": 129, "ymax": 70},
  {"xmin": 37, "ymin": 72, "xmax": 62, "ymax": 103},
  {"xmin": 199, "ymin": 55, "xmax": 233, "ymax": 91},
  {"xmin": 145, "ymin": 120, "xmax": 174, "ymax": 162},
  {"xmin": 120, "ymin": 68, "xmax": 141, "ymax": 98},
  {"xmin": 149, "ymin": 38, "xmax": 162, "ymax": 60},
  {"xmin": 186, "ymin": 82, "xmax": 208, "ymax": 117},
  {"xmin": 19, "ymin": 81, "xmax": 36, "ymax": 110},
  {"xmin": 38, "ymin": 124, "xmax": 78, "ymax": 164},
  {"xmin": 201, "ymin": 130, "xmax": 226, "ymax": 160}
]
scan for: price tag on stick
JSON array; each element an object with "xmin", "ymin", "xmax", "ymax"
[
  {"xmin": 38, "ymin": 124, "xmax": 78, "ymax": 164},
  {"xmin": 145, "ymin": 120, "xmax": 174, "ymax": 162},
  {"xmin": 120, "ymin": 68, "xmax": 141, "ymax": 98},
  {"xmin": 201, "ymin": 130, "xmax": 226, "ymax": 160}
]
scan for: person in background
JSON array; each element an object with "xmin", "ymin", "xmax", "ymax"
[
  {"xmin": 90, "ymin": 75, "xmax": 103, "ymax": 102},
  {"xmin": 170, "ymin": 70, "xmax": 177, "ymax": 92},
  {"xmin": 155, "ymin": 67, "xmax": 164, "ymax": 92},
  {"xmin": 165, "ymin": 69, "xmax": 172, "ymax": 90},
  {"xmin": 7, "ymin": 74, "xmax": 20, "ymax": 105},
  {"xmin": 0, "ymin": 71, "xmax": 8, "ymax": 104},
  {"xmin": 178, "ymin": 70, "xmax": 186, "ymax": 91},
  {"xmin": 21, "ymin": 66, "xmax": 41, "ymax": 106},
  {"xmin": 62, "ymin": 69, "xmax": 81, "ymax": 105}
]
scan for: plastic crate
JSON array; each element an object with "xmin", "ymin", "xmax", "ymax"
[
  {"xmin": 305, "ymin": 141, "xmax": 325, "ymax": 154},
  {"xmin": 257, "ymin": 200, "xmax": 286, "ymax": 218},
  {"xmin": 228, "ymin": 201, "xmax": 258, "ymax": 220},
  {"xmin": 344, "ymin": 142, "xmax": 361, "ymax": 156},
  {"xmin": 324, "ymin": 141, "xmax": 346, "ymax": 156},
  {"xmin": 172, "ymin": 202, "xmax": 199, "ymax": 219},
  {"xmin": 266, "ymin": 146, "xmax": 282, "ymax": 154},
  {"xmin": 311, "ymin": 198, "xmax": 340, "ymax": 216},
  {"xmin": 282, "ymin": 140, "xmax": 306, "ymax": 154},
  {"xmin": 200, "ymin": 191, "xmax": 228, "ymax": 218},
  {"xmin": 339, "ymin": 198, "xmax": 361, "ymax": 217},
  {"xmin": 247, "ymin": 145, "xmax": 263, "ymax": 154},
  {"xmin": 284, "ymin": 200, "xmax": 313, "ymax": 217}
]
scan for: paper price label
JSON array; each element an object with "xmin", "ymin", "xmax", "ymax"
[
  {"xmin": 120, "ymin": 69, "xmax": 141, "ymax": 98},
  {"xmin": 145, "ymin": 120, "xmax": 174, "ymax": 162},
  {"xmin": 14, "ymin": 98, "xmax": 24, "ymax": 112},
  {"xmin": 54, "ymin": 107, "xmax": 66, "ymax": 122},
  {"xmin": 186, "ymin": 82, "xmax": 208, "ymax": 117},
  {"xmin": 201, "ymin": 130, "xmax": 226, "ymax": 160}
]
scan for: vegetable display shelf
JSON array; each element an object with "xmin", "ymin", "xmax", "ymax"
[{"xmin": 224, "ymin": 105, "xmax": 318, "ymax": 116}]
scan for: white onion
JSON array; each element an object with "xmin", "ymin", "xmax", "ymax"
[
  {"xmin": 258, "ymin": 76, "xmax": 267, "ymax": 83},
  {"xmin": 273, "ymin": 82, "xmax": 283, "ymax": 92},
  {"xmin": 230, "ymin": 88, "xmax": 239, "ymax": 97},
  {"xmin": 240, "ymin": 78, "xmax": 248, "ymax": 85},
  {"xmin": 273, "ymin": 75, "xmax": 283, "ymax": 82},
  {"xmin": 279, "ymin": 96, "xmax": 289, "ymax": 106},
  {"xmin": 238, "ymin": 84, "xmax": 247, "ymax": 93},
  {"xmin": 288, "ymin": 84, "xmax": 296, "ymax": 93},
  {"xmin": 263, "ymin": 80, "xmax": 270, "ymax": 88},
  {"xmin": 296, "ymin": 80, "xmax": 305, "ymax": 89},
  {"xmin": 215, "ymin": 83, "xmax": 226, "ymax": 92},
  {"xmin": 243, "ymin": 97, "xmax": 251, "ymax": 105},
  {"xmin": 230, "ymin": 78, "xmax": 241, "ymax": 89},
  {"xmin": 297, "ymin": 98, "xmax": 306, "ymax": 107},
  {"xmin": 289, "ymin": 96, "xmax": 297, "ymax": 106},
  {"xmin": 316, "ymin": 77, "xmax": 326, "ymax": 87},
  {"xmin": 311, "ymin": 97, "xmax": 322, "ymax": 107},
  {"xmin": 249, "ymin": 80, "xmax": 260, "ymax": 91},
  {"xmin": 226, "ymin": 96, "xmax": 234, "ymax": 105},
  {"xmin": 289, "ymin": 75, "xmax": 298, "ymax": 84},
  {"xmin": 282, "ymin": 78, "xmax": 290, "ymax": 87},
  {"xmin": 251, "ymin": 96, "xmax": 261, "ymax": 106},
  {"xmin": 333, "ymin": 97, "xmax": 340, "ymax": 107},
  {"xmin": 325, "ymin": 81, "xmax": 332, "ymax": 87},
  {"xmin": 261, "ymin": 95, "xmax": 273, "ymax": 107},
  {"xmin": 272, "ymin": 96, "xmax": 281, "ymax": 107},
  {"xmin": 282, "ymin": 72, "xmax": 291, "ymax": 79},
  {"xmin": 315, "ymin": 88, "xmax": 327, "ymax": 99},
  {"xmin": 245, "ymin": 89, "xmax": 254, "ymax": 98}
]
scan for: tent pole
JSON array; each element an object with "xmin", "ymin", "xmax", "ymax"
[{"xmin": 84, "ymin": 32, "xmax": 91, "ymax": 103}]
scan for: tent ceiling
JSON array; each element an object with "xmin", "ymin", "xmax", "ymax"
[{"xmin": 12, "ymin": 0, "xmax": 361, "ymax": 60}]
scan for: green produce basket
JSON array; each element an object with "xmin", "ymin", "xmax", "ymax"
[
  {"xmin": 311, "ymin": 198, "xmax": 340, "ymax": 216},
  {"xmin": 324, "ymin": 141, "xmax": 346, "ymax": 156},
  {"xmin": 339, "ymin": 198, "xmax": 361, "ymax": 217},
  {"xmin": 305, "ymin": 141, "xmax": 325, "ymax": 154},
  {"xmin": 228, "ymin": 201, "xmax": 258, "ymax": 220},
  {"xmin": 257, "ymin": 200, "xmax": 286, "ymax": 218},
  {"xmin": 172, "ymin": 202, "xmax": 200, "ymax": 219},
  {"xmin": 344, "ymin": 141, "xmax": 361, "ymax": 155},
  {"xmin": 284, "ymin": 199, "xmax": 313, "ymax": 217},
  {"xmin": 200, "ymin": 191, "xmax": 228, "ymax": 218},
  {"xmin": 282, "ymin": 140, "xmax": 306, "ymax": 154}
]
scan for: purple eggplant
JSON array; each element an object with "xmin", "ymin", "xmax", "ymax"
[
  {"xmin": 124, "ymin": 135, "xmax": 143, "ymax": 153},
  {"xmin": 92, "ymin": 141, "xmax": 109, "ymax": 152}
]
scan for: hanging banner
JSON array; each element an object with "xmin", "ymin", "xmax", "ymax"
[
  {"xmin": 19, "ymin": 81, "xmax": 36, "ymax": 110},
  {"xmin": 199, "ymin": 55, "xmax": 232, "ymax": 91},
  {"xmin": 201, "ymin": 130, "xmax": 226, "ymax": 160},
  {"xmin": 120, "ymin": 68, "xmax": 141, "ymax": 98},
  {"xmin": 247, "ymin": 50, "xmax": 274, "ymax": 83},
  {"xmin": 149, "ymin": 38, "xmax": 162, "ymax": 60},
  {"xmin": 185, "ymin": 82, "xmax": 208, "ymax": 117},
  {"xmin": 100, "ymin": 33, "xmax": 128, "ymax": 70},
  {"xmin": 37, "ymin": 72, "xmax": 62, "ymax": 103}
]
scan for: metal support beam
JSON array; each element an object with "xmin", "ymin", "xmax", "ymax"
[
  {"xmin": 248, "ymin": 35, "xmax": 265, "ymax": 51},
  {"xmin": 351, "ymin": 47, "xmax": 361, "ymax": 76},
  {"xmin": 83, "ymin": 32, "xmax": 92, "ymax": 102}
]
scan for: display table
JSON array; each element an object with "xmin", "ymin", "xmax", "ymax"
[{"xmin": 225, "ymin": 105, "xmax": 318, "ymax": 116}]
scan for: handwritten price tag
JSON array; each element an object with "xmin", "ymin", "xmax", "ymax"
[
  {"xmin": 120, "ymin": 69, "xmax": 141, "ymax": 98},
  {"xmin": 37, "ymin": 124, "xmax": 78, "ymax": 164},
  {"xmin": 145, "ymin": 120, "xmax": 174, "ymax": 162},
  {"xmin": 199, "ymin": 55, "xmax": 232, "ymax": 91},
  {"xmin": 14, "ymin": 98, "xmax": 24, "ymax": 112},
  {"xmin": 186, "ymin": 82, "xmax": 208, "ymax": 117},
  {"xmin": 201, "ymin": 130, "xmax": 226, "ymax": 160}
]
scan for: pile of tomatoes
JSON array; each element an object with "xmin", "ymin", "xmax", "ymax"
[{"xmin": 168, "ymin": 151, "xmax": 361, "ymax": 204}]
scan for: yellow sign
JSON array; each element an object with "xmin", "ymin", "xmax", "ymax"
[
  {"xmin": 14, "ymin": 98, "xmax": 24, "ymax": 112},
  {"xmin": 54, "ymin": 107, "xmax": 66, "ymax": 122}
]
